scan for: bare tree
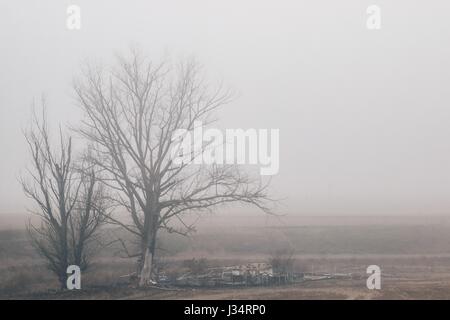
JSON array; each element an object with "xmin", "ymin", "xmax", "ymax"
[
  {"xmin": 21, "ymin": 107, "xmax": 109, "ymax": 288},
  {"xmin": 74, "ymin": 49, "xmax": 273, "ymax": 286}
]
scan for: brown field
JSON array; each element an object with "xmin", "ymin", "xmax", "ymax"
[
  {"xmin": 2, "ymin": 214, "xmax": 450, "ymax": 299},
  {"xmin": 8, "ymin": 256, "xmax": 450, "ymax": 300}
]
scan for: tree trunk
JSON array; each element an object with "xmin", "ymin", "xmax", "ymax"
[
  {"xmin": 59, "ymin": 273, "xmax": 67, "ymax": 290},
  {"xmin": 138, "ymin": 210, "xmax": 159, "ymax": 287},
  {"xmin": 139, "ymin": 247, "xmax": 154, "ymax": 286}
]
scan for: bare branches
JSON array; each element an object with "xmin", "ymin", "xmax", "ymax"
[
  {"xmin": 73, "ymin": 49, "xmax": 273, "ymax": 285},
  {"xmin": 21, "ymin": 106, "xmax": 110, "ymax": 287}
]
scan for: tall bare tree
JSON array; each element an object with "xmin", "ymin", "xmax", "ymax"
[
  {"xmin": 74, "ymin": 49, "xmax": 273, "ymax": 286},
  {"xmin": 21, "ymin": 108, "xmax": 109, "ymax": 288}
]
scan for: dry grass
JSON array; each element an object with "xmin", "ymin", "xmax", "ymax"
[{"xmin": 3, "ymin": 219, "xmax": 450, "ymax": 299}]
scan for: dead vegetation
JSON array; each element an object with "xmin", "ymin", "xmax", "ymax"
[{"xmin": 3, "ymin": 220, "xmax": 450, "ymax": 299}]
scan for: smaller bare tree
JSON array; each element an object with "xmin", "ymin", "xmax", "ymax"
[{"xmin": 21, "ymin": 107, "xmax": 109, "ymax": 288}]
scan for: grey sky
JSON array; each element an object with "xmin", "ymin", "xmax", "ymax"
[{"xmin": 1, "ymin": 0, "xmax": 450, "ymax": 216}]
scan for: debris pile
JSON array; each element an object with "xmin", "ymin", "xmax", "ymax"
[{"xmin": 173, "ymin": 262, "xmax": 302, "ymax": 287}]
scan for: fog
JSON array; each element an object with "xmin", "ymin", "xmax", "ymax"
[{"xmin": 2, "ymin": 0, "xmax": 450, "ymax": 216}]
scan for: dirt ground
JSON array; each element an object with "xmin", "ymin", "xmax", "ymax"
[
  {"xmin": 13, "ymin": 276, "xmax": 450, "ymax": 300},
  {"xmin": 4, "ymin": 215, "xmax": 450, "ymax": 299},
  {"xmin": 5, "ymin": 254, "xmax": 450, "ymax": 300}
]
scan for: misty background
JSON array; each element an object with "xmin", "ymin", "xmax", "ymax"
[{"xmin": 1, "ymin": 0, "xmax": 450, "ymax": 220}]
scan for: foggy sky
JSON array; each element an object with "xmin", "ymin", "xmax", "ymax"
[{"xmin": 2, "ymin": 0, "xmax": 450, "ymax": 216}]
